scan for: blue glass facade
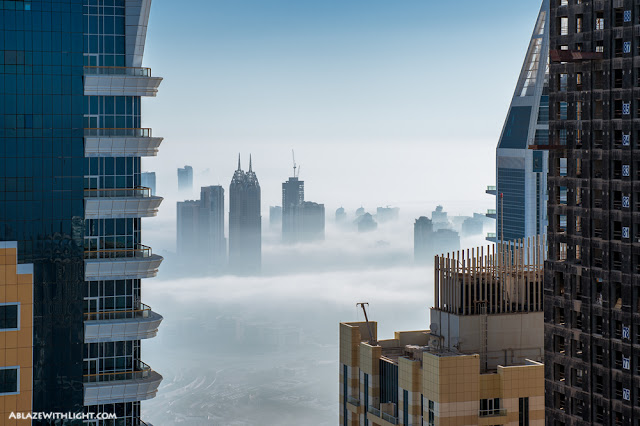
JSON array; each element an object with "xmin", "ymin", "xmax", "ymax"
[
  {"xmin": 497, "ymin": 168, "xmax": 526, "ymax": 242},
  {"xmin": 2, "ymin": 0, "xmax": 161, "ymax": 419},
  {"xmin": 497, "ymin": 106, "xmax": 532, "ymax": 150},
  {"xmin": 0, "ymin": 0, "xmax": 86, "ymax": 414}
]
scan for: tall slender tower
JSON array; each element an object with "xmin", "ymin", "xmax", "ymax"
[
  {"xmin": 200, "ymin": 186, "xmax": 226, "ymax": 268},
  {"xmin": 0, "ymin": 0, "xmax": 164, "ymax": 420},
  {"xmin": 488, "ymin": 0, "xmax": 550, "ymax": 243},
  {"xmin": 176, "ymin": 187, "xmax": 226, "ymax": 269},
  {"xmin": 229, "ymin": 156, "xmax": 262, "ymax": 273},
  {"xmin": 282, "ymin": 177, "xmax": 304, "ymax": 243},
  {"xmin": 546, "ymin": 2, "xmax": 635, "ymax": 424},
  {"xmin": 178, "ymin": 165, "xmax": 194, "ymax": 192}
]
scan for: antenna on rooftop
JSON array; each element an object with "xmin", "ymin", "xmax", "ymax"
[{"xmin": 292, "ymin": 149, "xmax": 298, "ymax": 178}]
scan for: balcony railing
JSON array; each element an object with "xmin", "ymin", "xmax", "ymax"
[
  {"xmin": 84, "ymin": 244, "xmax": 152, "ymax": 260},
  {"xmin": 381, "ymin": 412, "xmax": 398, "ymax": 424},
  {"xmin": 487, "ymin": 209, "xmax": 496, "ymax": 215},
  {"xmin": 487, "ymin": 186, "xmax": 496, "ymax": 191},
  {"xmin": 84, "ymin": 187, "xmax": 151, "ymax": 198},
  {"xmin": 346, "ymin": 396, "xmax": 360, "ymax": 407},
  {"xmin": 85, "ymin": 304, "xmax": 152, "ymax": 321},
  {"xmin": 85, "ymin": 128, "xmax": 152, "ymax": 137},
  {"xmin": 84, "ymin": 66, "xmax": 152, "ymax": 77},
  {"xmin": 367, "ymin": 406, "xmax": 397, "ymax": 425},
  {"xmin": 84, "ymin": 361, "xmax": 153, "ymax": 383},
  {"xmin": 479, "ymin": 408, "xmax": 507, "ymax": 417}
]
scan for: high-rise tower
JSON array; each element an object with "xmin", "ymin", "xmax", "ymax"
[
  {"xmin": 229, "ymin": 156, "xmax": 262, "ymax": 273},
  {"xmin": 488, "ymin": 0, "xmax": 550, "ymax": 243},
  {"xmin": 142, "ymin": 171, "xmax": 157, "ymax": 195},
  {"xmin": 545, "ymin": 1, "xmax": 635, "ymax": 424},
  {"xmin": 178, "ymin": 165, "xmax": 193, "ymax": 192},
  {"xmin": 177, "ymin": 186, "xmax": 226, "ymax": 269},
  {"xmin": 0, "ymin": 0, "xmax": 164, "ymax": 420},
  {"xmin": 200, "ymin": 186, "xmax": 226, "ymax": 268},
  {"xmin": 282, "ymin": 176, "xmax": 304, "ymax": 243}
]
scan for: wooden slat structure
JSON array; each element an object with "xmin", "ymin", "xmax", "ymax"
[{"xmin": 434, "ymin": 236, "xmax": 546, "ymax": 315}]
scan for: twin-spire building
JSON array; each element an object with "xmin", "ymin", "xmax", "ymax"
[{"xmin": 229, "ymin": 156, "xmax": 262, "ymax": 273}]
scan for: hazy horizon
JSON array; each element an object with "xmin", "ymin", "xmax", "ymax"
[{"xmin": 136, "ymin": 0, "xmax": 545, "ymax": 424}]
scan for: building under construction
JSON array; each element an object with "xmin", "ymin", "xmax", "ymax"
[{"xmin": 339, "ymin": 237, "xmax": 546, "ymax": 426}]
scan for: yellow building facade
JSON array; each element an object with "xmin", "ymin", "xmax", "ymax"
[
  {"xmin": 340, "ymin": 239, "xmax": 546, "ymax": 426},
  {"xmin": 340, "ymin": 323, "xmax": 544, "ymax": 426},
  {"xmin": 0, "ymin": 242, "xmax": 33, "ymax": 425}
]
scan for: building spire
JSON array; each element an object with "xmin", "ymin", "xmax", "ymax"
[
  {"xmin": 237, "ymin": 153, "xmax": 241, "ymax": 171},
  {"xmin": 249, "ymin": 154, "xmax": 253, "ymax": 172}
]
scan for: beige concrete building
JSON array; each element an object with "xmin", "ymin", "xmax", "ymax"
[
  {"xmin": 340, "ymin": 238, "xmax": 546, "ymax": 426},
  {"xmin": 0, "ymin": 243, "xmax": 33, "ymax": 425}
]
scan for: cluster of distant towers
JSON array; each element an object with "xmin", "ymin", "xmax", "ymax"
[{"xmin": 157, "ymin": 155, "xmax": 325, "ymax": 274}]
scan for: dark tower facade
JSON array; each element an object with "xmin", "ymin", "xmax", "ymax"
[
  {"xmin": 282, "ymin": 176, "xmax": 304, "ymax": 243},
  {"xmin": 546, "ymin": 1, "xmax": 638, "ymax": 424},
  {"xmin": 200, "ymin": 186, "xmax": 226, "ymax": 268},
  {"xmin": 229, "ymin": 156, "xmax": 262, "ymax": 273},
  {"xmin": 0, "ymin": 0, "xmax": 164, "ymax": 420}
]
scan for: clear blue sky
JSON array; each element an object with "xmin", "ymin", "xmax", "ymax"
[{"xmin": 141, "ymin": 0, "xmax": 545, "ymax": 211}]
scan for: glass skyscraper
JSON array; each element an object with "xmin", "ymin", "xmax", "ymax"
[
  {"xmin": 489, "ymin": 0, "xmax": 550, "ymax": 243},
  {"xmin": 0, "ymin": 0, "xmax": 164, "ymax": 421}
]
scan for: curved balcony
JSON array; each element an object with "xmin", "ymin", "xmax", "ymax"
[
  {"xmin": 486, "ymin": 209, "xmax": 497, "ymax": 219},
  {"xmin": 83, "ymin": 361, "xmax": 163, "ymax": 406},
  {"xmin": 84, "ymin": 128, "xmax": 163, "ymax": 158},
  {"xmin": 84, "ymin": 187, "xmax": 163, "ymax": 219},
  {"xmin": 84, "ymin": 245, "xmax": 163, "ymax": 281},
  {"xmin": 84, "ymin": 304, "xmax": 163, "ymax": 343},
  {"xmin": 84, "ymin": 66, "xmax": 163, "ymax": 97}
]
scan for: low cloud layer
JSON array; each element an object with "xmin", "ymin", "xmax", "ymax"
[{"xmin": 140, "ymin": 203, "xmax": 489, "ymax": 424}]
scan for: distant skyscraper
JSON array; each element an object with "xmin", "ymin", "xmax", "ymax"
[
  {"xmin": 142, "ymin": 171, "xmax": 157, "ymax": 195},
  {"xmin": 282, "ymin": 176, "xmax": 304, "ymax": 243},
  {"xmin": 335, "ymin": 207, "xmax": 346, "ymax": 223},
  {"xmin": 461, "ymin": 214, "xmax": 484, "ymax": 236},
  {"xmin": 488, "ymin": 0, "xmax": 549, "ymax": 243},
  {"xmin": 357, "ymin": 213, "xmax": 377, "ymax": 233},
  {"xmin": 178, "ymin": 165, "xmax": 194, "ymax": 192},
  {"xmin": 414, "ymin": 216, "xmax": 460, "ymax": 261},
  {"xmin": 229, "ymin": 156, "xmax": 262, "ymax": 273},
  {"xmin": 414, "ymin": 216, "xmax": 434, "ymax": 261},
  {"xmin": 431, "ymin": 205, "xmax": 448, "ymax": 226},
  {"xmin": 376, "ymin": 207, "xmax": 400, "ymax": 223},
  {"xmin": 200, "ymin": 186, "xmax": 226, "ymax": 267},
  {"xmin": 355, "ymin": 206, "xmax": 365, "ymax": 217},
  {"xmin": 177, "ymin": 200, "xmax": 200, "ymax": 257},
  {"xmin": 270, "ymin": 206, "xmax": 282, "ymax": 229},
  {"xmin": 300, "ymin": 202, "xmax": 325, "ymax": 241},
  {"xmin": 176, "ymin": 186, "xmax": 226, "ymax": 269}
]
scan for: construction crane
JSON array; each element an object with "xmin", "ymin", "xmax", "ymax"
[{"xmin": 356, "ymin": 302, "xmax": 377, "ymax": 346}]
